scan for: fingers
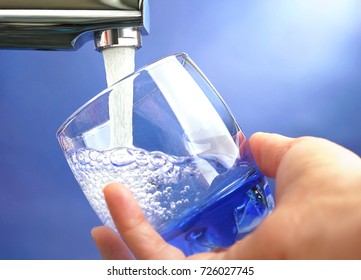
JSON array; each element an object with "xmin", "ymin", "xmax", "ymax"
[
  {"xmin": 103, "ymin": 183, "xmax": 185, "ymax": 260},
  {"xmin": 249, "ymin": 132, "xmax": 294, "ymax": 178},
  {"xmin": 91, "ymin": 226, "xmax": 133, "ymax": 260},
  {"xmin": 241, "ymin": 134, "xmax": 361, "ymax": 259},
  {"xmin": 250, "ymin": 132, "xmax": 361, "ymax": 201}
]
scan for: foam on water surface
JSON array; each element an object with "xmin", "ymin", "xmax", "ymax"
[{"xmin": 69, "ymin": 147, "xmax": 204, "ymax": 230}]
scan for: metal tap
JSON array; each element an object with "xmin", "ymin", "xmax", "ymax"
[{"xmin": 0, "ymin": 0, "xmax": 149, "ymax": 51}]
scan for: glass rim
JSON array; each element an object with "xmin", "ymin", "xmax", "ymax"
[{"xmin": 56, "ymin": 52, "xmax": 190, "ymax": 138}]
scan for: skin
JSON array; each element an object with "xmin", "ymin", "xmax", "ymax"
[{"xmin": 91, "ymin": 132, "xmax": 361, "ymax": 259}]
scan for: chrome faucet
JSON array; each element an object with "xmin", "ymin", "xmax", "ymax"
[{"xmin": 0, "ymin": 0, "xmax": 149, "ymax": 51}]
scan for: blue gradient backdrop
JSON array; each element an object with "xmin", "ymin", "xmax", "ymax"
[{"xmin": 0, "ymin": 0, "xmax": 360, "ymax": 259}]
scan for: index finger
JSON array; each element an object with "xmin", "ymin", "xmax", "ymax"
[{"xmin": 103, "ymin": 183, "xmax": 185, "ymax": 260}]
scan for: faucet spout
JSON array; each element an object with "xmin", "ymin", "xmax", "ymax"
[
  {"xmin": 95, "ymin": 27, "xmax": 142, "ymax": 51},
  {"xmin": 0, "ymin": 0, "xmax": 149, "ymax": 50}
]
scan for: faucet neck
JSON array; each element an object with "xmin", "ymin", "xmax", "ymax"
[{"xmin": 0, "ymin": 0, "xmax": 149, "ymax": 50}]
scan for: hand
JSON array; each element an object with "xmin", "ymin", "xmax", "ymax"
[{"xmin": 91, "ymin": 132, "xmax": 361, "ymax": 259}]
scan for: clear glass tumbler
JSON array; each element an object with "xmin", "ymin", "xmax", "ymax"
[{"xmin": 57, "ymin": 53, "xmax": 274, "ymax": 256}]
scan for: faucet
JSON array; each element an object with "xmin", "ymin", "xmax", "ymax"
[{"xmin": 0, "ymin": 0, "xmax": 149, "ymax": 51}]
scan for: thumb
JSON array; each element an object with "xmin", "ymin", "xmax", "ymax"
[{"xmin": 249, "ymin": 132, "xmax": 294, "ymax": 178}]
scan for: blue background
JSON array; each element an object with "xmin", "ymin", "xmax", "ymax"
[{"xmin": 0, "ymin": 0, "xmax": 360, "ymax": 259}]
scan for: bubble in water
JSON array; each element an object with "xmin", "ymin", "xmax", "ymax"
[
  {"xmin": 133, "ymin": 149, "xmax": 150, "ymax": 166},
  {"xmin": 76, "ymin": 150, "xmax": 89, "ymax": 164},
  {"xmin": 150, "ymin": 152, "xmax": 167, "ymax": 167},
  {"xmin": 66, "ymin": 146, "xmax": 230, "ymax": 230},
  {"xmin": 110, "ymin": 148, "xmax": 134, "ymax": 166},
  {"xmin": 88, "ymin": 150, "xmax": 99, "ymax": 161}
]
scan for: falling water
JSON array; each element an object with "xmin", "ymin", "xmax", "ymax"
[{"xmin": 102, "ymin": 47, "xmax": 135, "ymax": 149}]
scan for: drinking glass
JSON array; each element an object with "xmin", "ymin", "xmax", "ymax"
[{"xmin": 57, "ymin": 53, "xmax": 274, "ymax": 256}]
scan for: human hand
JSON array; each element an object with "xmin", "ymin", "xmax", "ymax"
[{"xmin": 91, "ymin": 132, "xmax": 361, "ymax": 259}]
